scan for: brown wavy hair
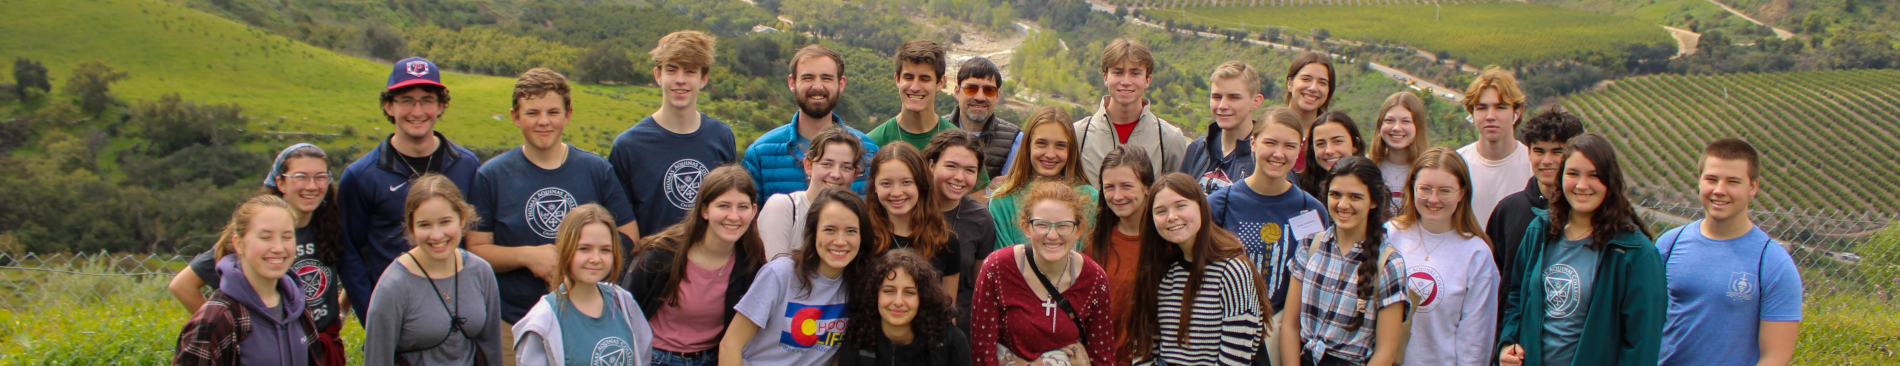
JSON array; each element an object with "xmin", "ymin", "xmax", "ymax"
[
  {"xmin": 1122, "ymin": 173, "xmax": 1268, "ymax": 360},
  {"xmin": 1299, "ymin": 111, "xmax": 1367, "ymax": 196},
  {"xmin": 1283, "ymin": 52, "xmax": 1336, "ymax": 114},
  {"xmin": 793, "ymin": 186, "xmax": 884, "ymax": 296},
  {"xmin": 1087, "ymin": 144, "xmax": 1154, "ymax": 264},
  {"xmin": 548, "ymin": 204, "xmax": 625, "ymax": 293},
  {"xmin": 993, "ymin": 106, "xmax": 1084, "ymax": 198},
  {"xmin": 1390, "ymin": 147, "xmax": 1492, "ymax": 249},
  {"xmin": 844, "ymin": 248, "xmax": 955, "ymax": 349},
  {"xmin": 865, "ymin": 143, "xmax": 951, "ymax": 261},
  {"xmin": 632, "ymin": 166, "xmax": 767, "ymax": 307},
  {"xmin": 402, "ymin": 174, "xmax": 479, "ymax": 248},
  {"xmin": 1548, "ymin": 134, "xmax": 1651, "ymax": 250},
  {"xmin": 1369, "ymin": 92, "xmax": 1430, "ymax": 165}
]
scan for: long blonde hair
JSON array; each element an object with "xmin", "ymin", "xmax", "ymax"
[
  {"xmin": 1369, "ymin": 92, "xmax": 1430, "ymax": 164},
  {"xmin": 1391, "ymin": 147, "xmax": 1490, "ymax": 247},
  {"xmin": 212, "ymin": 195, "xmax": 298, "ymax": 259},
  {"xmin": 992, "ymin": 106, "xmax": 1084, "ymax": 197},
  {"xmin": 549, "ymin": 204, "xmax": 625, "ymax": 293}
]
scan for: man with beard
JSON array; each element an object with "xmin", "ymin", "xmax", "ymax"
[
  {"xmin": 943, "ymin": 56, "xmax": 1018, "ymax": 190},
  {"xmin": 743, "ymin": 44, "xmax": 880, "ymax": 200}
]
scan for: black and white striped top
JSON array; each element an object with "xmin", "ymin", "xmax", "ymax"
[{"xmin": 1135, "ymin": 257, "xmax": 1266, "ymax": 365}]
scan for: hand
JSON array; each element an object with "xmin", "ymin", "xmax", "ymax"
[
  {"xmin": 525, "ymin": 244, "xmax": 560, "ymax": 281},
  {"xmin": 1499, "ymin": 344, "xmax": 1524, "ymax": 366},
  {"xmin": 1063, "ymin": 343, "xmax": 1089, "ymax": 366}
]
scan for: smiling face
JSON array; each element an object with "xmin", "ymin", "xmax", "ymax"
[
  {"xmin": 1469, "ymin": 88, "xmax": 1518, "ymax": 143},
  {"xmin": 1028, "ymin": 124, "xmax": 1072, "ymax": 177},
  {"xmin": 895, "ymin": 62, "xmax": 941, "ymax": 113},
  {"xmin": 1103, "ymin": 62, "xmax": 1152, "ymax": 107},
  {"xmin": 1561, "ymin": 152, "xmax": 1606, "ymax": 215},
  {"xmin": 955, "ymin": 76, "xmax": 999, "ymax": 123},
  {"xmin": 1023, "ymin": 200, "xmax": 1079, "ymax": 264},
  {"xmin": 1411, "ymin": 168, "xmax": 1463, "ymax": 227},
  {"xmin": 1311, "ymin": 123, "xmax": 1356, "ymax": 171},
  {"xmin": 1379, "ymin": 106, "xmax": 1417, "ymax": 151},
  {"xmin": 383, "ymin": 87, "xmax": 444, "ymax": 140},
  {"xmin": 877, "ymin": 269, "xmax": 920, "ymax": 328},
  {"xmin": 1698, "ymin": 156, "xmax": 1758, "ymax": 222},
  {"xmin": 873, "ymin": 160, "xmax": 920, "ymax": 218},
  {"xmin": 1288, "ymin": 63, "xmax": 1331, "ymax": 114},
  {"xmin": 805, "ymin": 142, "xmax": 860, "ymax": 189},
  {"xmin": 1100, "ymin": 166, "xmax": 1148, "ymax": 220},
  {"xmin": 274, "ymin": 157, "xmax": 330, "ymax": 216},
  {"xmin": 409, "ymin": 197, "xmax": 466, "ymax": 262},
  {"xmin": 235, "ymin": 208, "xmax": 298, "ymax": 281},
  {"xmin": 1208, "ymin": 78, "xmax": 1262, "ymax": 132},
  {"xmin": 1254, "ymin": 123, "xmax": 1303, "ymax": 179},
  {"xmin": 813, "ymin": 202, "xmax": 863, "ymax": 274},
  {"xmin": 1149, "ymin": 187, "xmax": 1201, "ymax": 246},
  {"xmin": 569, "ymin": 223, "xmax": 616, "ymax": 284},
  {"xmin": 789, "ymin": 57, "xmax": 845, "ymax": 119},
  {"xmin": 1527, "ymin": 140, "xmax": 1567, "ymax": 187},
  {"xmin": 1327, "ymin": 174, "xmax": 1373, "ymax": 235},
  {"xmin": 511, "ymin": 91, "xmax": 570, "ymax": 150},
  {"xmin": 655, "ymin": 63, "xmax": 707, "ymax": 110},
  {"xmin": 701, "ymin": 190, "xmax": 758, "ymax": 246},
  {"xmin": 931, "ymin": 146, "xmax": 980, "ymax": 201}
]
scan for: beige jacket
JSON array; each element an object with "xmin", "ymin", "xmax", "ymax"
[{"xmin": 1071, "ymin": 97, "xmax": 1189, "ymax": 185}]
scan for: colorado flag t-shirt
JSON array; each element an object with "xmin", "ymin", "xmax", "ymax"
[{"xmin": 733, "ymin": 257, "xmax": 849, "ymax": 365}]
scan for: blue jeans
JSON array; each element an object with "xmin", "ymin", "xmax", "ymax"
[{"xmin": 649, "ymin": 349, "xmax": 717, "ymax": 366}]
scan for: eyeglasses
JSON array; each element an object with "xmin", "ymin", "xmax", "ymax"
[
  {"xmin": 1027, "ymin": 219, "xmax": 1079, "ymax": 236},
  {"xmin": 282, "ymin": 173, "xmax": 333, "ymax": 187},
  {"xmin": 960, "ymin": 84, "xmax": 999, "ymax": 98},
  {"xmin": 1413, "ymin": 185, "xmax": 1460, "ymax": 200},
  {"xmin": 393, "ymin": 97, "xmax": 440, "ymax": 109}
]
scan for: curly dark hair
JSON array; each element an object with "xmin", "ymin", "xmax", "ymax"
[
  {"xmin": 1520, "ymin": 108, "xmax": 1585, "ymax": 146},
  {"xmin": 845, "ymin": 248, "xmax": 955, "ymax": 349}
]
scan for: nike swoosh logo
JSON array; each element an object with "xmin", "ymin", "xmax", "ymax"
[{"xmin": 389, "ymin": 183, "xmax": 407, "ymax": 192}]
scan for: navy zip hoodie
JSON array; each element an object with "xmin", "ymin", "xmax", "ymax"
[
  {"xmin": 336, "ymin": 132, "xmax": 479, "ymax": 319},
  {"xmin": 217, "ymin": 255, "xmax": 312, "ymax": 366}
]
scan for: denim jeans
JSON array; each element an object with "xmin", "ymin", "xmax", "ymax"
[{"xmin": 649, "ymin": 348, "xmax": 717, "ymax": 366}]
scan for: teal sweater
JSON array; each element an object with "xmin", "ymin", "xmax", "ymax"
[{"xmin": 1497, "ymin": 209, "xmax": 1666, "ymax": 366}]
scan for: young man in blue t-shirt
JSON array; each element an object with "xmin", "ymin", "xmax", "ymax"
[
  {"xmin": 336, "ymin": 57, "xmax": 482, "ymax": 320},
  {"xmin": 1206, "ymin": 106, "xmax": 1328, "ymax": 366},
  {"xmin": 465, "ymin": 68, "xmax": 640, "ymax": 337},
  {"xmin": 609, "ymin": 30, "xmax": 738, "ymax": 236},
  {"xmin": 1657, "ymin": 138, "xmax": 1802, "ymax": 366}
]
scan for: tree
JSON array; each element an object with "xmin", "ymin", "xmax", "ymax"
[
  {"xmin": 132, "ymin": 93, "xmax": 245, "ymax": 154},
  {"xmin": 13, "ymin": 57, "xmax": 50, "ymax": 102},
  {"xmin": 364, "ymin": 23, "xmax": 407, "ymax": 61},
  {"xmin": 1314, "ymin": 28, "xmax": 1331, "ymax": 42},
  {"xmin": 577, "ymin": 43, "xmax": 640, "ymax": 85},
  {"xmin": 64, "ymin": 60, "xmax": 128, "ymax": 117}
]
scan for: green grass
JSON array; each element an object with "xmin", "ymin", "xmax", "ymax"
[
  {"xmin": 0, "ymin": 0, "xmax": 664, "ymax": 155},
  {"xmin": 1144, "ymin": 2, "xmax": 1675, "ymax": 66}
]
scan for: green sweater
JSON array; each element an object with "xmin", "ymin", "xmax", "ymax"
[
  {"xmin": 1498, "ymin": 209, "xmax": 1666, "ymax": 366},
  {"xmin": 868, "ymin": 116, "xmax": 990, "ymax": 193}
]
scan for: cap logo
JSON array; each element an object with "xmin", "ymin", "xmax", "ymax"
[{"xmin": 406, "ymin": 61, "xmax": 431, "ymax": 77}]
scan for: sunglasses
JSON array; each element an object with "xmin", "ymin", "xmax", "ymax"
[{"xmin": 960, "ymin": 84, "xmax": 999, "ymax": 97}]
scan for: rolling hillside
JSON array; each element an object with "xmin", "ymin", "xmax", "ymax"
[
  {"xmin": 1562, "ymin": 69, "xmax": 1900, "ymax": 223},
  {"xmin": 0, "ymin": 0, "xmax": 664, "ymax": 154}
]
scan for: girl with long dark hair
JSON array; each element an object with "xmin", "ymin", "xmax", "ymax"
[
  {"xmin": 620, "ymin": 166, "xmax": 767, "ymax": 366},
  {"xmin": 1124, "ymin": 173, "xmax": 1271, "ymax": 365},
  {"xmin": 1280, "ymin": 157, "xmax": 1410, "ymax": 366}
]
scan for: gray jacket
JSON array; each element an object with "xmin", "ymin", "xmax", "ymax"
[
  {"xmin": 511, "ymin": 283, "xmax": 653, "ymax": 366},
  {"xmin": 1072, "ymin": 97, "xmax": 1188, "ymax": 186}
]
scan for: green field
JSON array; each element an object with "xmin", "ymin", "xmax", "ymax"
[
  {"xmin": 1143, "ymin": 2, "xmax": 1675, "ymax": 66},
  {"xmin": 0, "ymin": 0, "xmax": 666, "ymax": 154},
  {"xmin": 1562, "ymin": 69, "xmax": 1900, "ymax": 217}
]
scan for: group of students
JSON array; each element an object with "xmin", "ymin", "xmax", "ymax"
[{"xmin": 166, "ymin": 28, "xmax": 1803, "ymax": 366}]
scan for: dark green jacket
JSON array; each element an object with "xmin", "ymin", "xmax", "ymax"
[{"xmin": 1497, "ymin": 209, "xmax": 1665, "ymax": 366}]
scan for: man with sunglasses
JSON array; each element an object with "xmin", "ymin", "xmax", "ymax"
[
  {"xmin": 336, "ymin": 57, "xmax": 482, "ymax": 321},
  {"xmin": 943, "ymin": 56, "xmax": 1019, "ymax": 187}
]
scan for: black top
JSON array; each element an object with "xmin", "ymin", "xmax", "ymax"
[
  {"xmin": 943, "ymin": 197, "xmax": 997, "ymax": 339},
  {"xmin": 887, "ymin": 233, "xmax": 962, "ymax": 278},
  {"xmin": 837, "ymin": 326, "xmax": 972, "ymax": 366},
  {"xmin": 618, "ymin": 238, "xmax": 763, "ymax": 337},
  {"xmin": 1485, "ymin": 176, "xmax": 1550, "ymax": 329}
]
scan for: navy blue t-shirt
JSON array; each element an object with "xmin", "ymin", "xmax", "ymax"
[
  {"xmin": 609, "ymin": 114, "xmax": 738, "ymax": 237},
  {"xmin": 1206, "ymin": 179, "xmax": 1330, "ymax": 311},
  {"xmin": 470, "ymin": 145, "xmax": 636, "ymax": 322}
]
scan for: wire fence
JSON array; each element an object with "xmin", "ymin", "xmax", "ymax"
[{"xmin": 0, "ymin": 202, "xmax": 1893, "ymax": 364}]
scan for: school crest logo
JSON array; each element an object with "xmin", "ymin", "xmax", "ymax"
[
  {"xmin": 525, "ymin": 187, "xmax": 578, "ymax": 239},
  {"xmin": 590, "ymin": 336, "xmax": 634, "ymax": 366},
  {"xmin": 1407, "ymin": 266, "xmax": 1442, "ymax": 313},
  {"xmin": 292, "ymin": 257, "xmax": 332, "ymax": 320},
  {"xmin": 1727, "ymin": 272, "xmax": 1758, "ymax": 301},
  {"xmin": 664, "ymin": 159, "xmax": 709, "ymax": 210},
  {"xmin": 1543, "ymin": 263, "xmax": 1582, "ymax": 318},
  {"xmin": 405, "ymin": 61, "xmax": 431, "ymax": 77},
  {"xmin": 779, "ymin": 302, "xmax": 847, "ymax": 352}
]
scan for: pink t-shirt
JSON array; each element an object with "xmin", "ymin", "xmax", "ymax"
[{"xmin": 649, "ymin": 255, "xmax": 735, "ymax": 352}]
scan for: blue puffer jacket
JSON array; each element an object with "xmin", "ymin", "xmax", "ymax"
[{"xmin": 742, "ymin": 113, "xmax": 877, "ymax": 201}]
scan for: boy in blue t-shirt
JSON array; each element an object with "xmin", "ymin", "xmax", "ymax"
[
  {"xmin": 466, "ymin": 68, "xmax": 639, "ymax": 327},
  {"xmin": 1657, "ymin": 139, "xmax": 1802, "ymax": 366},
  {"xmin": 610, "ymin": 30, "xmax": 738, "ymax": 236},
  {"xmin": 1205, "ymin": 107, "xmax": 1327, "ymax": 366}
]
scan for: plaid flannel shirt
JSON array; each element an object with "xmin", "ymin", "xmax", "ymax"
[{"xmin": 1288, "ymin": 229, "xmax": 1410, "ymax": 364}]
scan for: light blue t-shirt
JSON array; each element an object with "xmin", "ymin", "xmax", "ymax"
[
  {"xmin": 1657, "ymin": 221, "xmax": 1804, "ymax": 366},
  {"xmin": 554, "ymin": 290, "xmax": 639, "ymax": 366},
  {"xmin": 1540, "ymin": 238, "xmax": 1599, "ymax": 366}
]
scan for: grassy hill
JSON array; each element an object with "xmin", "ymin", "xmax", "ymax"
[
  {"xmin": 1140, "ymin": 2, "xmax": 1675, "ymax": 66},
  {"xmin": 0, "ymin": 0, "xmax": 664, "ymax": 155},
  {"xmin": 1562, "ymin": 69, "xmax": 1900, "ymax": 220}
]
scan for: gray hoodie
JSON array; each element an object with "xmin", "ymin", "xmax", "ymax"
[{"xmin": 217, "ymin": 255, "xmax": 312, "ymax": 366}]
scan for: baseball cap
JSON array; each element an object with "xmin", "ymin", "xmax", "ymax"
[{"xmin": 387, "ymin": 57, "xmax": 446, "ymax": 90}]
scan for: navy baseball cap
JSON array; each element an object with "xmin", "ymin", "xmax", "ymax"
[{"xmin": 387, "ymin": 57, "xmax": 446, "ymax": 90}]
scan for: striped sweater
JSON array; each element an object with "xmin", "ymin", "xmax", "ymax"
[{"xmin": 1135, "ymin": 257, "xmax": 1266, "ymax": 365}]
